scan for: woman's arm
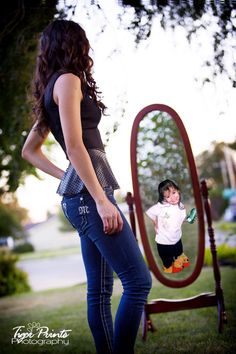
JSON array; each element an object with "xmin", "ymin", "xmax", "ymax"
[
  {"xmin": 53, "ymin": 73, "xmax": 123, "ymax": 234},
  {"xmin": 22, "ymin": 127, "xmax": 65, "ymax": 180}
]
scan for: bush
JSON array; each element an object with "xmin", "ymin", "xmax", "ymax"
[
  {"xmin": 204, "ymin": 244, "xmax": 236, "ymax": 266},
  {"xmin": 13, "ymin": 242, "xmax": 34, "ymax": 253},
  {"xmin": 0, "ymin": 248, "xmax": 31, "ymax": 297}
]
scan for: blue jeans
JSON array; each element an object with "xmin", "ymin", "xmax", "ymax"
[{"xmin": 61, "ymin": 189, "xmax": 152, "ymax": 354}]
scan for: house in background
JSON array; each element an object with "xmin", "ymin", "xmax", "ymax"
[
  {"xmin": 26, "ymin": 202, "xmax": 130, "ymax": 252},
  {"xmin": 26, "ymin": 215, "xmax": 79, "ymax": 252}
]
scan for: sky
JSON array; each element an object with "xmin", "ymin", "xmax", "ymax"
[{"xmin": 17, "ymin": 1, "xmax": 236, "ymax": 222}]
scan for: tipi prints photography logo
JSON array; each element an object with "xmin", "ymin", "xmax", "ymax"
[{"xmin": 11, "ymin": 322, "xmax": 72, "ymax": 346}]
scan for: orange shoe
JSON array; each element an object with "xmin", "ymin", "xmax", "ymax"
[
  {"xmin": 177, "ymin": 253, "xmax": 190, "ymax": 267},
  {"xmin": 163, "ymin": 263, "xmax": 183, "ymax": 273},
  {"xmin": 173, "ymin": 257, "xmax": 185, "ymax": 270}
]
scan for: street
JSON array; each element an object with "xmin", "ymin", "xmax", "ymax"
[{"xmin": 18, "ymin": 254, "xmax": 87, "ymax": 291}]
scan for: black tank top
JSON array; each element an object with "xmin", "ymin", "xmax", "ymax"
[
  {"xmin": 44, "ymin": 72, "xmax": 104, "ymax": 157},
  {"xmin": 43, "ymin": 71, "xmax": 119, "ymax": 196}
]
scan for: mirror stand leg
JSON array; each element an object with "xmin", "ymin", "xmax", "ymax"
[
  {"xmin": 208, "ymin": 224, "xmax": 227, "ymax": 332},
  {"xmin": 141, "ymin": 308, "xmax": 156, "ymax": 341},
  {"xmin": 217, "ymin": 288, "xmax": 228, "ymax": 333},
  {"xmin": 200, "ymin": 180, "xmax": 227, "ymax": 332}
]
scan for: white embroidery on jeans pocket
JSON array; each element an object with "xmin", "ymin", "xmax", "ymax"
[{"xmin": 78, "ymin": 205, "xmax": 90, "ymax": 215}]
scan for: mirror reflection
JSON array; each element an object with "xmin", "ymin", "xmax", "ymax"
[{"xmin": 136, "ymin": 110, "xmax": 198, "ymax": 280}]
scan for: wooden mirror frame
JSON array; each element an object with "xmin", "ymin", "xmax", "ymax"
[
  {"xmin": 131, "ymin": 104, "xmax": 205, "ymax": 288},
  {"xmin": 127, "ymin": 104, "xmax": 227, "ymax": 338}
]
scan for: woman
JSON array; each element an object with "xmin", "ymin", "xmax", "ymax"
[{"xmin": 22, "ymin": 20, "xmax": 152, "ymax": 354}]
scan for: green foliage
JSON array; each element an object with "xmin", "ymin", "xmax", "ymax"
[
  {"xmin": 0, "ymin": 1, "xmax": 60, "ymax": 194},
  {"xmin": 0, "ymin": 248, "xmax": 31, "ymax": 297},
  {"xmin": 204, "ymin": 244, "xmax": 236, "ymax": 267},
  {"xmin": 218, "ymin": 222, "xmax": 236, "ymax": 236},
  {"xmin": 1, "ymin": 0, "xmax": 235, "ymax": 197},
  {"xmin": 0, "ymin": 200, "xmax": 26, "ymax": 239},
  {"xmin": 196, "ymin": 141, "xmax": 236, "ymax": 219},
  {"xmin": 196, "ymin": 141, "xmax": 229, "ymax": 190},
  {"xmin": 137, "ymin": 111, "xmax": 193, "ymax": 209},
  {"xmin": 13, "ymin": 242, "xmax": 34, "ymax": 254},
  {"xmin": 118, "ymin": 1, "xmax": 236, "ymax": 87}
]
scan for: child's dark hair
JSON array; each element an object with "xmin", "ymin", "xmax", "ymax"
[{"xmin": 158, "ymin": 179, "xmax": 182, "ymax": 205}]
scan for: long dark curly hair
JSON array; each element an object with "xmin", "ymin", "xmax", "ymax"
[{"xmin": 31, "ymin": 19, "xmax": 106, "ymax": 136}]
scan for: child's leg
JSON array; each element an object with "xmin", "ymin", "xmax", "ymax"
[
  {"xmin": 175, "ymin": 239, "xmax": 190, "ymax": 267},
  {"xmin": 157, "ymin": 243, "xmax": 183, "ymax": 273},
  {"xmin": 156, "ymin": 243, "xmax": 173, "ymax": 268},
  {"xmin": 175, "ymin": 239, "xmax": 183, "ymax": 258}
]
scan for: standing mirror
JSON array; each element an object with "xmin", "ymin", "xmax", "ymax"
[
  {"xmin": 127, "ymin": 104, "xmax": 227, "ymax": 338},
  {"xmin": 131, "ymin": 104, "xmax": 205, "ymax": 287}
]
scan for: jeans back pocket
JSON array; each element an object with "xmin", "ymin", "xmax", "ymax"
[{"xmin": 61, "ymin": 196, "xmax": 89, "ymax": 235}]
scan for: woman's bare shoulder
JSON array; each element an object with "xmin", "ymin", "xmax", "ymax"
[
  {"xmin": 53, "ymin": 72, "xmax": 82, "ymax": 103},
  {"xmin": 56, "ymin": 72, "xmax": 81, "ymax": 86}
]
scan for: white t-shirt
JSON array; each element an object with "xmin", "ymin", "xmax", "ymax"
[{"xmin": 146, "ymin": 202, "xmax": 186, "ymax": 245}]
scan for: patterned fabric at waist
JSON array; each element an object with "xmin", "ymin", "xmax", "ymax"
[{"xmin": 57, "ymin": 148, "xmax": 120, "ymax": 196}]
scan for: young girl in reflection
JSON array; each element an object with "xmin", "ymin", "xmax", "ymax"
[{"xmin": 146, "ymin": 179, "xmax": 196, "ymax": 274}]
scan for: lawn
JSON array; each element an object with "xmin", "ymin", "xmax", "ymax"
[
  {"xmin": 18, "ymin": 246, "xmax": 82, "ymax": 261},
  {"xmin": 0, "ymin": 266, "xmax": 235, "ymax": 354}
]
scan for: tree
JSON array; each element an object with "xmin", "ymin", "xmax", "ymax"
[
  {"xmin": 0, "ymin": 196, "xmax": 28, "ymax": 239},
  {"xmin": 196, "ymin": 140, "xmax": 236, "ymax": 190},
  {"xmin": 0, "ymin": 0, "xmax": 63, "ymax": 195},
  {"xmin": 107, "ymin": 0, "xmax": 236, "ymax": 86},
  {"xmin": 196, "ymin": 140, "xmax": 236, "ymax": 219},
  {"xmin": 137, "ymin": 111, "xmax": 192, "ymax": 208},
  {"xmin": 1, "ymin": 0, "xmax": 235, "ymax": 194}
]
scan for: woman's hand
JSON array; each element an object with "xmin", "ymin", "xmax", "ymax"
[{"xmin": 96, "ymin": 198, "xmax": 123, "ymax": 235}]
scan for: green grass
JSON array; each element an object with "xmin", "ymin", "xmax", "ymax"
[
  {"xmin": 0, "ymin": 267, "xmax": 235, "ymax": 353},
  {"xmin": 215, "ymin": 221, "xmax": 236, "ymax": 236},
  {"xmin": 18, "ymin": 246, "xmax": 81, "ymax": 261}
]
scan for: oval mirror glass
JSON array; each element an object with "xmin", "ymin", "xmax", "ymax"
[{"xmin": 131, "ymin": 104, "xmax": 205, "ymax": 287}]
